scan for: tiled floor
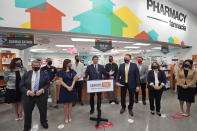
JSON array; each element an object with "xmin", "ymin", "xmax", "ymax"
[{"xmin": 0, "ymin": 90, "xmax": 197, "ymax": 131}]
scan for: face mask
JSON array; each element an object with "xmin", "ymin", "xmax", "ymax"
[
  {"xmin": 184, "ymin": 64, "xmax": 190, "ymax": 68},
  {"xmin": 47, "ymin": 61, "xmax": 52, "ymax": 65},
  {"xmin": 124, "ymin": 59, "xmax": 129, "ymax": 63},
  {"xmin": 138, "ymin": 60, "xmax": 142, "ymax": 64},
  {"xmin": 109, "ymin": 59, "xmax": 113, "ymax": 62},
  {"xmin": 33, "ymin": 67, "xmax": 40, "ymax": 72},
  {"xmin": 76, "ymin": 59, "xmax": 80, "ymax": 63},
  {"xmin": 15, "ymin": 63, "xmax": 21, "ymax": 67},
  {"xmin": 152, "ymin": 66, "xmax": 158, "ymax": 69}
]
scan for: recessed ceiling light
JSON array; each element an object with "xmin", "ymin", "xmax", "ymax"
[
  {"xmin": 152, "ymin": 47, "xmax": 161, "ymax": 50},
  {"xmin": 134, "ymin": 43, "xmax": 150, "ymax": 46},
  {"xmin": 71, "ymin": 38, "xmax": 95, "ymax": 42},
  {"xmin": 124, "ymin": 46, "xmax": 140, "ymax": 49},
  {"xmin": 56, "ymin": 45, "xmax": 75, "ymax": 47}
]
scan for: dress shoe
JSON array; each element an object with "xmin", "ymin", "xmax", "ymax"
[
  {"xmin": 90, "ymin": 109, "xmax": 94, "ymax": 114},
  {"xmin": 115, "ymin": 101, "xmax": 119, "ymax": 104},
  {"xmin": 143, "ymin": 101, "xmax": 146, "ymax": 105},
  {"xmin": 41, "ymin": 122, "xmax": 48, "ymax": 129},
  {"xmin": 72, "ymin": 102, "xmax": 76, "ymax": 107},
  {"xmin": 156, "ymin": 112, "xmax": 161, "ymax": 117},
  {"xmin": 120, "ymin": 108, "xmax": 125, "ymax": 114},
  {"xmin": 151, "ymin": 111, "xmax": 155, "ymax": 115},
  {"xmin": 129, "ymin": 109, "xmax": 134, "ymax": 116},
  {"xmin": 80, "ymin": 101, "xmax": 84, "ymax": 106},
  {"xmin": 23, "ymin": 128, "xmax": 30, "ymax": 131}
]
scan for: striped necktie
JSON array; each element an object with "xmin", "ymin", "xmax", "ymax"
[{"xmin": 34, "ymin": 72, "xmax": 39, "ymax": 92}]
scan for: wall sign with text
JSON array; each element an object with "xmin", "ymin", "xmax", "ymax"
[{"xmin": 147, "ymin": 0, "xmax": 187, "ymax": 31}]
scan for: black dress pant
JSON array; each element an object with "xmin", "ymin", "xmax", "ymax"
[
  {"xmin": 121, "ymin": 83, "xmax": 135, "ymax": 110},
  {"xmin": 22, "ymin": 94, "xmax": 48, "ymax": 130},
  {"xmin": 90, "ymin": 92, "xmax": 102, "ymax": 111},
  {"xmin": 75, "ymin": 81, "xmax": 83, "ymax": 102},
  {"xmin": 135, "ymin": 83, "xmax": 146, "ymax": 101},
  {"xmin": 148, "ymin": 88, "xmax": 163, "ymax": 112}
]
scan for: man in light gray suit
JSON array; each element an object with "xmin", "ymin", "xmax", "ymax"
[{"xmin": 135, "ymin": 57, "xmax": 148, "ymax": 105}]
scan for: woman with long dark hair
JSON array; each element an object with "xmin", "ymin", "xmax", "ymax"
[
  {"xmin": 147, "ymin": 62, "xmax": 166, "ymax": 116},
  {"xmin": 57, "ymin": 59, "xmax": 78, "ymax": 123},
  {"xmin": 176, "ymin": 59, "xmax": 197, "ymax": 116},
  {"xmin": 4, "ymin": 58, "xmax": 27, "ymax": 120}
]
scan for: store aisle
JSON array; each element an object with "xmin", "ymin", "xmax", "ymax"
[{"xmin": 0, "ymin": 90, "xmax": 197, "ymax": 131}]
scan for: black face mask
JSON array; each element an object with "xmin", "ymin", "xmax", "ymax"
[
  {"xmin": 124, "ymin": 59, "xmax": 129, "ymax": 63},
  {"xmin": 152, "ymin": 66, "xmax": 158, "ymax": 69},
  {"xmin": 47, "ymin": 61, "xmax": 52, "ymax": 65},
  {"xmin": 184, "ymin": 64, "xmax": 190, "ymax": 68},
  {"xmin": 76, "ymin": 59, "xmax": 80, "ymax": 63},
  {"xmin": 33, "ymin": 67, "xmax": 40, "ymax": 72},
  {"xmin": 109, "ymin": 59, "xmax": 113, "ymax": 63}
]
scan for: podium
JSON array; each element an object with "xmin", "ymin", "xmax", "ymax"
[{"xmin": 87, "ymin": 79, "xmax": 114, "ymax": 127}]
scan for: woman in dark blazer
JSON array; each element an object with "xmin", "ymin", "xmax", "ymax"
[{"xmin": 147, "ymin": 62, "xmax": 166, "ymax": 116}]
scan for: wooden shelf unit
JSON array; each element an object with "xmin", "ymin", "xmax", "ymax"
[{"xmin": 0, "ymin": 53, "xmax": 16, "ymax": 71}]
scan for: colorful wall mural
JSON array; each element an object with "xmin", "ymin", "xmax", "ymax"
[{"xmin": 0, "ymin": 0, "xmax": 194, "ymax": 46}]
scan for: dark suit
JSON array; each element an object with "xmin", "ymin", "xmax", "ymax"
[
  {"xmin": 147, "ymin": 70, "xmax": 166, "ymax": 112},
  {"xmin": 117, "ymin": 62, "xmax": 140, "ymax": 110},
  {"xmin": 85, "ymin": 64, "xmax": 108, "ymax": 112},
  {"xmin": 20, "ymin": 70, "xmax": 50, "ymax": 130},
  {"xmin": 135, "ymin": 64, "xmax": 148, "ymax": 102}
]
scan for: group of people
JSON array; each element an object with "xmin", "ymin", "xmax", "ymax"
[{"xmin": 3, "ymin": 54, "xmax": 197, "ymax": 131}]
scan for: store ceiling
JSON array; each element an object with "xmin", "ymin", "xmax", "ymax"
[
  {"xmin": 31, "ymin": 34, "xmax": 178, "ymax": 55},
  {"xmin": 170, "ymin": 0, "xmax": 197, "ymax": 16}
]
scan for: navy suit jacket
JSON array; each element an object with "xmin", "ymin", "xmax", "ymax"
[
  {"xmin": 147, "ymin": 70, "xmax": 167, "ymax": 90},
  {"xmin": 20, "ymin": 70, "xmax": 50, "ymax": 96},
  {"xmin": 117, "ymin": 62, "xmax": 140, "ymax": 89},
  {"xmin": 85, "ymin": 64, "xmax": 108, "ymax": 80}
]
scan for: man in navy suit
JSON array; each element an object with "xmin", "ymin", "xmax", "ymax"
[
  {"xmin": 85, "ymin": 56, "xmax": 114, "ymax": 114},
  {"xmin": 20, "ymin": 60, "xmax": 50, "ymax": 131},
  {"xmin": 116, "ymin": 54, "xmax": 140, "ymax": 116}
]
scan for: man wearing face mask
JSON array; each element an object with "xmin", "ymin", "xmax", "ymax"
[
  {"xmin": 20, "ymin": 60, "xmax": 50, "ymax": 131},
  {"xmin": 134, "ymin": 57, "xmax": 148, "ymax": 105},
  {"xmin": 41, "ymin": 58, "xmax": 57, "ymax": 108},
  {"xmin": 116, "ymin": 54, "xmax": 140, "ymax": 116},
  {"xmin": 72, "ymin": 55, "xmax": 85, "ymax": 106},
  {"xmin": 105, "ymin": 56, "xmax": 119, "ymax": 104}
]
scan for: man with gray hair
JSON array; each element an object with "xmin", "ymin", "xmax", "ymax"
[{"xmin": 20, "ymin": 59, "xmax": 50, "ymax": 131}]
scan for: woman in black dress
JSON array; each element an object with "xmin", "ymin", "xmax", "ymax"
[
  {"xmin": 4, "ymin": 58, "xmax": 26, "ymax": 120},
  {"xmin": 176, "ymin": 59, "xmax": 197, "ymax": 116},
  {"xmin": 58, "ymin": 59, "xmax": 78, "ymax": 123}
]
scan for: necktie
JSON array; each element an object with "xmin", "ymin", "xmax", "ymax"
[
  {"xmin": 34, "ymin": 72, "xmax": 39, "ymax": 92},
  {"xmin": 125, "ymin": 64, "xmax": 129, "ymax": 83}
]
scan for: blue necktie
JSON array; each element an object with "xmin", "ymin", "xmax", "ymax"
[{"xmin": 34, "ymin": 72, "xmax": 39, "ymax": 92}]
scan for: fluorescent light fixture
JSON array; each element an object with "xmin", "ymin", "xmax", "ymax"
[
  {"xmin": 134, "ymin": 43, "xmax": 150, "ymax": 46},
  {"xmin": 152, "ymin": 47, "xmax": 161, "ymax": 50},
  {"xmin": 30, "ymin": 49, "xmax": 48, "ymax": 52},
  {"xmin": 129, "ymin": 51, "xmax": 140, "ymax": 54},
  {"xmin": 56, "ymin": 45, "xmax": 75, "ymax": 47},
  {"xmin": 71, "ymin": 38, "xmax": 95, "ymax": 42},
  {"xmin": 118, "ymin": 49, "xmax": 129, "ymax": 52},
  {"xmin": 124, "ymin": 46, "xmax": 140, "ymax": 49},
  {"xmin": 89, "ymin": 52, "xmax": 100, "ymax": 54}
]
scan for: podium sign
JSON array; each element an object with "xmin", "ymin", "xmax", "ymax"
[{"xmin": 87, "ymin": 79, "xmax": 114, "ymax": 93}]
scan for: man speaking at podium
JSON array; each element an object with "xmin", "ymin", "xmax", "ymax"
[{"xmin": 85, "ymin": 56, "xmax": 114, "ymax": 115}]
